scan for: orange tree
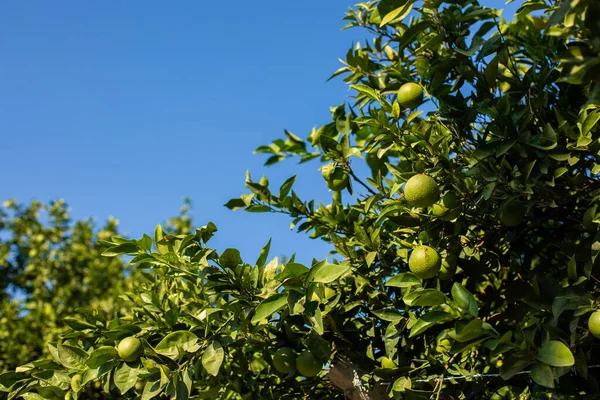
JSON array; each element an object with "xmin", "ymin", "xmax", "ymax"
[
  {"xmin": 3, "ymin": 0, "xmax": 600, "ymax": 399},
  {"xmin": 0, "ymin": 200, "xmax": 128, "ymax": 373}
]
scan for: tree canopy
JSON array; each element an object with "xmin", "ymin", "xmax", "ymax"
[{"xmin": 2, "ymin": 0, "xmax": 600, "ymax": 399}]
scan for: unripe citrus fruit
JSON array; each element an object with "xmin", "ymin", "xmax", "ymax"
[
  {"xmin": 273, "ymin": 347, "xmax": 296, "ymax": 374},
  {"xmin": 442, "ymin": 191, "xmax": 460, "ymax": 209},
  {"xmin": 409, "ymin": 245, "xmax": 441, "ymax": 279},
  {"xmin": 321, "ymin": 163, "xmax": 336, "ymax": 180},
  {"xmin": 439, "ymin": 254, "xmax": 458, "ymax": 280},
  {"xmin": 325, "ymin": 168, "xmax": 349, "ymax": 191},
  {"xmin": 397, "ymin": 82, "xmax": 423, "ymax": 108},
  {"xmin": 404, "ymin": 174, "xmax": 439, "ymax": 208},
  {"xmin": 499, "ymin": 202, "xmax": 525, "ymax": 227},
  {"xmin": 432, "ymin": 203, "xmax": 448, "ymax": 217},
  {"xmin": 117, "ymin": 336, "xmax": 143, "ymax": 362},
  {"xmin": 296, "ymin": 350, "xmax": 321, "ymax": 377},
  {"xmin": 583, "ymin": 206, "xmax": 597, "ymax": 231},
  {"xmin": 71, "ymin": 374, "xmax": 82, "ymax": 392},
  {"xmin": 588, "ymin": 311, "xmax": 600, "ymax": 339}
]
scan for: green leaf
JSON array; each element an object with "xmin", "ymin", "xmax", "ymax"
[
  {"xmin": 500, "ymin": 355, "xmax": 535, "ymax": 380},
  {"xmin": 305, "ymin": 302, "xmax": 324, "ymax": 335},
  {"xmin": 155, "ymin": 331, "xmax": 199, "ymax": 360},
  {"xmin": 380, "ymin": 2, "xmax": 412, "ymax": 26},
  {"xmin": 392, "ymin": 376, "xmax": 412, "ymax": 392},
  {"xmin": 279, "ymin": 262, "xmax": 309, "ymax": 280},
  {"xmin": 62, "ymin": 317, "xmax": 97, "ymax": 331},
  {"xmin": 21, "ymin": 394, "xmax": 44, "ymax": 400},
  {"xmin": 251, "ymin": 293, "xmax": 288, "ymax": 323},
  {"xmin": 409, "ymin": 311, "xmax": 454, "ymax": 337},
  {"xmin": 202, "ymin": 341, "xmax": 224, "ymax": 377},
  {"xmin": 529, "ymin": 124, "xmax": 557, "ymax": 150},
  {"xmin": 582, "ymin": 109, "xmax": 600, "ymax": 136},
  {"xmin": 386, "ymin": 273, "xmax": 421, "ymax": 288},
  {"xmin": 485, "ymin": 56, "xmax": 498, "ymax": 86},
  {"xmin": 114, "ymin": 362, "xmax": 139, "ymax": 395},
  {"xmin": 351, "ymin": 84, "xmax": 380, "ymax": 101},
  {"xmin": 531, "ymin": 363, "xmax": 554, "ymax": 388},
  {"xmin": 154, "ymin": 224, "xmax": 168, "ymax": 254},
  {"xmin": 86, "ymin": 346, "xmax": 118, "ymax": 369},
  {"xmin": 57, "ymin": 344, "xmax": 88, "ymax": 369},
  {"xmin": 403, "ymin": 289, "xmax": 446, "ymax": 307},
  {"xmin": 450, "ymin": 319, "xmax": 488, "ymax": 342},
  {"xmin": 372, "ymin": 308, "xmax": 404, "ymax": 323},
  {"xmin": 537, "ymin": 341, "xmax": 575, "ymax": 367},
  {"xmin": 451, "ymin": 283, "xmax": 479, "ymax": 317},
  {"xmin": 310, "ymin": 263, "xmax": 351, "ymax": 283},
  {"xmin": 102, "ymin": 242, "xmax": 140, "ymax": 257},
  {"xmin": 141, "ymin": 379, "xmax": 165, "ymax": 400}
]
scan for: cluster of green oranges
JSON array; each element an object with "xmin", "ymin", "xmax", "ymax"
[
  {"xmin": 402, "ymin": 174, "xmax": 459, "ymax": 280},
  {"xmin": 271, "ymin": 347, "xmax": 322, "ymax": 378}
]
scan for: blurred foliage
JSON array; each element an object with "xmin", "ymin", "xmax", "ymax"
[
  {"xmin": 0, "ymin": 200, "xmax": 129, "ymax": 373},
  {"xmin": 3, "ymin": 0, "xmax": 600, "ymax": 399}
]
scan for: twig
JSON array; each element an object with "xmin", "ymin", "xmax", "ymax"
[
  {"xmin": 411, "ymin": 365, "xmax": 600, "ymax": 383},
  {"xmin": 346, "ymin": 166, "xmax": 377, "ymax": 196}
]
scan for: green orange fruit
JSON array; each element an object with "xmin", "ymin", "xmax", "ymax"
[
  {"xmin": 439, "ymin": 254, "xmax": 458, "ymax": 280},
  {"xmin": 432, "ymin": 203, "xmax": 449, "ymax": 217},
  {"xmin": 273, "ymin": 348, "xmax": 296, "ymax": 374},
  {"xmin": 70, "ymin": 374, "xmax": 82, "ymax": 392},
  {"xmin": 404, "ymin": 174, "xmax": 439, "ymax": 208},
  {"xmin": 442, "ymin": 191, "xmax": 460, "ymax": 209},
  {"xmin": 117, "ymin": 336, "xmax": 143, "ymax": 362},
  {"xmin": 409, "ymin": 245, "xmax": 441, "ymax": 279},
  {"xmin": 322, "ymin": 164, "xmax": 349, "ymax": 191},
  {"xmin": 499, "ymin": 202, "xmax": 525, "ymax": 227},
  {"xmin": 397, "ymin": 82, "xmax": 423, "ymax": 108},
  {"xmin": 296, "ymin": 351, "xmax": 321, "ymax": 377},
  {"xmin": 588, "ymin": 311, "xmax": 600, "ymax": 339}
]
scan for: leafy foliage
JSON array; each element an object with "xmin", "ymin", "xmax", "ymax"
[
  {"xmin": 3, "ymin": 0, "xmax": 600, "ymax": 399},
  {"xmin": 0, "ymin": 200, "xmax": 129, "ymax": 372}
]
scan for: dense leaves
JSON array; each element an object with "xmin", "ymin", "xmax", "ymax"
[{"xmin": 3, "ymin": 0, "xmax": 600, "ymax": 399}]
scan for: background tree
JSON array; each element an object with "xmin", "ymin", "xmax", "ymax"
[
  {"xmin": 3, "ymin": 0, "xmax": 600, "ymax": 399},
  {"xmin": 0, "ymin": 200, "xmax": 128, "ymax": 372}
]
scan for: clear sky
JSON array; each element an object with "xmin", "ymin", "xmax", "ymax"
[{"xmin": 0, "ymin": 1, "xmax": 519, "ymax": 265}]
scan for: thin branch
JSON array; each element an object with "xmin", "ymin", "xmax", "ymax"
[
  {"xmin": 346, "ymin": 166, "xmax": 378, "ymax": 196},
  {"xmin": 411, "ymin": 365, "xmax": 600, "ymax": 384}
]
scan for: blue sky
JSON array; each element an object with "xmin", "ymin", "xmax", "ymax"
[{"xmin": 0, "ymin": 1, "xmax": 519, "ymax": 265}]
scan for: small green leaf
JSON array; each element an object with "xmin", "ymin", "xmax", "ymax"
[
  {"xmin": 403, "ymin": 289, "xmax": 446, "ymax": 307},
  {"xmin": 114, "ymin": 362, "xmax": 139, "ymax": 395},
  {"xmin": 409, "ymin": 311, "xmax": 454, "ymax": 337},
  {"xmin": 86, "ymin": 346, "xmax": 118, "ymax": 369},
  {"xmin": 202, "ymin": 341, "xmax": 224, "ymax": 377},
  {"xmin": 582, "ymin": 109, "xmax": 600, "ymax": 136},
  {"xmin": 451, "ymin": 283, "xmax": 479, "ymax": 317},
  {"xmin": 386, "ymin": 273, "xmax": 421, "ymax": 288},
  {"xmin": 380, "ymin": 3, "xmax": 412, "ymax": 26},
  {"xmin": 155, "ymin": 331, "xmax": 199, "ymax": 360},
  {"xmin": 537, "ymin": 341, "xmax": 575, "ymax": 367},
  {"xmin": 251, "ymin": 293, "xmax": 288, "ymax": 323},
  {"xmin": 372, "ymin": 309, "xmax": 404, "ymax": 323},
  {"xmin": 141, "ymin": 379, "xmax": 165, "ymax": 400},
  {"xmin": 531, "ymin": 363, "xmax": 554, "ymax": 388},
  {"xmin": 310, "ymin": 263, "xmax": 351, "ymax": 283},
  {"xmin": 57, "ymin": 344, "xmax": 88, "ymax": 369}
]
